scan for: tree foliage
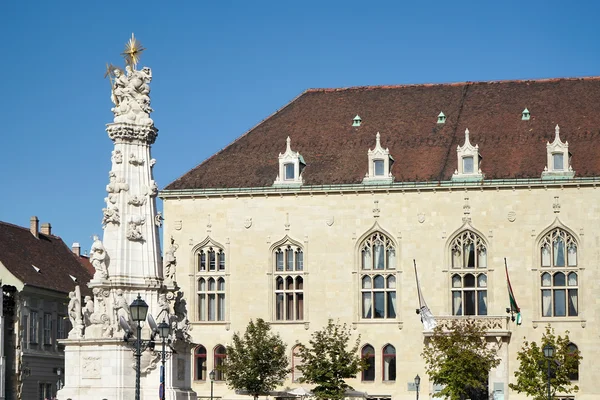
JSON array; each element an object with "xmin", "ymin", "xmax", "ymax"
[
  {"xmin": 421, "ymin": 319, "xmax": 500, "ymax": 400},
  {"xmin": 221, "ymin": 318, "xmax": 289, "ymax": 400},
  {"xmin": 509, "ymin": 325, "xmax": 581, "ymax": 400},
  {"xmin": 296, "ymin": 319, "xmax": 367, "ymax": 400}
]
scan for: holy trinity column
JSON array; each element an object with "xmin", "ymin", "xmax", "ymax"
[{"xmin": 58, "ymin": 35, "xmax": 196, "ymax": 400}]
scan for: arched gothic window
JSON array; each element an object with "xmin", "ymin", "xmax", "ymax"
[
  {"xmin": 362, "ymin": 345, "xmax": 375, "ymax": 381},
  {"xmin": 195, "ymin": 240, "xmax": 227, "ymax": 322},
  {"xmin": 291, "ymin": 345, "xmax": 304, "ymax": 382},
  {"xmin": 450, "ymin": 230, "xmax": 488, "ymax": 316},
  {"xmin": 214, "ymin": 345, "xmax": 226, "ymax": 381},
  {"xmin": 360, "ymin": 232, "xmax": 396, "ymax": 319},
  {"xmin": 567, "ymin": 343, "xmax": 579, "ymax": 381},
  {"xmin": 382, "ymin": 344, "xmax": 396, "ymax": 381},
  {"xmin": 540, "ymin": 228, "xmax": 578, "ymax": 317},
  {"xmin": 274, "ymin": 241, "xmax": 304, "ymax": 321},
  {"xmin": 194, "ymin": 345, "xmax": 207, "ymax": 381}
]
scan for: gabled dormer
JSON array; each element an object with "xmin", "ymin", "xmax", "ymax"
[
  {"xmin": 542, "ymin": 125, "xmax": 574, "ymax": 180},
  {"xmin": 363, "ymin": 132, "xmax": 394, "ymax": 184},
  {"xmin": 452, "ymin": 129, "xmax": 483, "ymax": 182},
  {"xmin": 274, "ymin": 136, "xmax": 305, "ymax": 186}
]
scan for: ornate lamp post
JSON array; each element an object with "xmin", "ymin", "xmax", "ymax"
[
  {"xmin": 209, "ymin": 370, "xmax": 216, "ymax": 400},
  {"xmin": 130, "ymin": 294, "xmax": 149, "ymax": 400},
  {"xmin": 158, "ymin": 321, "xmax": 170, "ymax": 400},
  {"xmin": 414, "ymin": 374, "xmax": 421, "ymax": 400},
  {"xmin": 543, "ymin": 344, "xmax": 555, "ymax": 400}
]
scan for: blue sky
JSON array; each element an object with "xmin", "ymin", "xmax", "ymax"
[{"xmin": 0, "ymin": 0, "xmax": 598, "ymax": 252}]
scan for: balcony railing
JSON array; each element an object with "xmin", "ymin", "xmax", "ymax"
[{"xmin": 424, "ymin": 316, "xmax": 511, "ymax": 337}]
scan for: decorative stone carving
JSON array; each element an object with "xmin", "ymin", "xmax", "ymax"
[
  {"xmin": 102, "ymin": 205, "xmax": 120, "ymax": 227},
  {"xmin": 326, "ymin": 216, "xmax": 334, "ymax": 226},
  {"xmin": 113, "ymin": 289, "xmax": 132, "ymax": 331},
  {"xmin": 363, "ymin": 132, "xmax": 394, "ymax": 184},
  {"xmin": 150, "ymin": 158, "xmax": 156, "ymax": 168},
  {"xmin": 542, "ymin": 125, "xmax": 575, "ymax": 179},
  {"xmin": 109, "ymin": 61, "xmax": 154, "ymax": 126},
  {"xmin": 418, "ymin": 212, "xmax": 426, "ymax": 223},
  {"xmin": 128, "ymin": 194, "xmax": 147, "ymax": 206},
  {"xmin": 156, "ymin": 293, "xmax": 171, "ymax": 323},
  {"xmin": 90, "ymin": 235, "xmax": 109, "ymax": 280},
  {"xmin": 462, "ymin": 197, "xmax": 471, "ymax": 224},
  {"xmin": 171, "ymin": 291, "xmax": 191, "ymax": 342},
  {"xmin": 163, "ymin": 237, "xmax": 179, "ymax": 283},
  {"xmin": 507, "ymin": 211, "xmax": 516, "ymax": 222},
  {"xmin": 82, "ymin": 357, "xmax": 101, "ymax": 379},
  {"xmin": 106, "ymin": 123, "xmax": 158, "ymax": 144},
  {"xmin": 155, "ymin": 212, "xmax": 163, "ymax": 227},
  {"xmin": 146, "ymin": 180, "xmax": 158, "ymax": 197},
  {"xmin": 453, "ymin": 129, "xmax": 484, "ymax": 182},
  {"xmin": 111, "ymin": 149, "xmax": 123, "ymax": 164},
  {"xmin": 274, "ymin": 136, "xmax": 305, "ymax": 186},
  {"xmin": 127, "ymin": 216, "xmax": 145, "ymax": 241},
  {"xmin": 106, "ymin": 171, "xmax": 129, "ymax": 203},
  {"xmin": 67, "ymin": 286, "xmax": 83, "ymax": 339},
  {"xmin": 83, "ymin": 296, "xmax": 94, "ymax": 326},
  {"xmin": 129, "ymin": 153, "xmax": 145, "ymax": 166}
]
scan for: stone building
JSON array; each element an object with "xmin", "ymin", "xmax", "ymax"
[
  {"xmin": 160, "ymin": 77, "xmax": 600, "ymax": 400},
  {"xmin": 0, "ymin": 217, "xmax": 92, "ymax": 400}
]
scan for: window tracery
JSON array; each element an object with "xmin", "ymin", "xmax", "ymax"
[
  {"xmin": 195, "ymin": 239, "xmax": 227, "ymax": 322},
  {"xmin": 273, "ymin": 241, "xmax": 304, "ymax": 321},
  {"xmin": 360, "ymin": 231, "xmax": 396, "ymax": 319}
]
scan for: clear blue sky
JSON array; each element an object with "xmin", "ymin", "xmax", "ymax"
[{"xmin": 0, "ymin": 0, "xmax": 598, "ymax": 253}]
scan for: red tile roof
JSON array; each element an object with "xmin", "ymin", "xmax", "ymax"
[
  {"xmin": 165, "ymin": 77, "xmax": 600, "ymax": 190},
  {"xmin": 0, "ymin": 221, "xmax": 93, "ymax": 294}
]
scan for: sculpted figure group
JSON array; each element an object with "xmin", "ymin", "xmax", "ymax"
[{"xmin": 110, "ymin": 65, "xmax": 154, "ymax": 126}]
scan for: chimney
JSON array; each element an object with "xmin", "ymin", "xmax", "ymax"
[
  {"xmin": 30, "ymin": 216, "xmax": 39, "ymax": 238},
  {"xmin": 41, "ymin": 222, "xmax": 52, "ymax": 236},
  {"xmin": 72, "ymin": 242, "xmax": 81, "ymax": 257}
]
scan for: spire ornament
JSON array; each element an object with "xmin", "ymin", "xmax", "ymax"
[{"xmin": 121, "ymin": 33, "xmax": 146, "ymax": 69}]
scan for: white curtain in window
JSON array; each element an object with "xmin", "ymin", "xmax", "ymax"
[
  {"xmin": 567, "ymin": 244, "xmax": 577, "ymax": 266},
  {"xmin": 362, "ymin": 249, "xmax": 371, "ymax": 270},
  {"xmin": 452, "ymin": 292, "xmax": 462, "ymax": 315},
  {"xmin": 389, "ymin": 292, "xmax": 396, "ymax": 318},
  {"xmin": 387, "ymin": 248, "xmax": 396, "ymax": 269},
  {"xmin": 374, "ymin": 244, "xmax": 384, "ymax": 269},
  {"xmin": 541, "ymin": 244, "xmax": 551, "ymax": 267},
  {"xmin": 478, "ymin": 248, "xmax": 487, "ymax": 269},
  {"xmin": 362, "ymin": 293, "xmax": 372, "ymax": 318},
  {"xmin": 542, "ymin": 290, "xmax": 552, "ymax": 317},
  {"xmin": 218, "ymin": 294, "xmax": 225, "ymax": 321},
  {"xmin": 478, "ymin": 291, "xmax": 487, "ymax": 315},
  {"xmin": 452, "ymin": 249, "xmax": 461, "ymax": 268},
  {"xmin": 568, "ymin": 289, "xmax": 578, "ymax": 316},
  {"xmin": 554, "ymin": 238, "xmax": 565, "ymax": 266},
  {"xmin": 199, "ymin": 294, "xmax": 206, "ymax": 321}
]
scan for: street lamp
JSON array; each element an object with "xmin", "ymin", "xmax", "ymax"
[
  {"xmin": 209, "ymin": 369, "xmax": 216, "ymax": 400},
  {"xmin": 130, "ymin": 294, "xmax": 149, "ymax": 400},
  {"xmin": 543, "ymin": 344, "xmax": 555, "ymax": 400},
  {"xmin": 158, "ymin": 321, "xmax": 170, "ymax": 400},
  {"xmin": 414, "ymin": 374, "xmax": 421, "ymax": 400}
]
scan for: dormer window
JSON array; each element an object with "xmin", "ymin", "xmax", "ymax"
[
  {"xmin": 353, "ymin": 115, "xmax": 362, "ymax": 127},
  {"xmin": 452, "ymin": 129, "xmax": 483, "ymax": 182},
  {"xmin": 437, "ymin": 111, "xmax": 446, "ymax": 124},
  {"xmin": 542, "ymin": 125, "xmax": 574, "ymax": 180},
  {"xmin": 363, "ymin": 132, "xmax": 394, "ymax": 184},
  {"xmin": 274, "ymin": 137, "xmax": 305, "ymax": 186},
  {"xmin": 522, "ymin": 108, "xmax": 530, "ymax": 121}
]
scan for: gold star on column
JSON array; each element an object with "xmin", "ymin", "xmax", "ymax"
[{"xmin": 121, "ymin": 33, "xmax": 146, "ymax": 69}]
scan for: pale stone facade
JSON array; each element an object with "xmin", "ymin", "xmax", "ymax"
[{"xmin": 161, "ymin": 179, "xmax": 599, "ymax": 400}]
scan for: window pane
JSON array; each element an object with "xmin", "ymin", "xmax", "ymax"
[
  {"xmin": 218, "ymin": 251, "xmax": 225, "ymax": 270},
  {"xmin": 387, "ymin": 292, "xmax": 396, "ymax": 318},
  {"xmin": 286, "ymin": 249, "xmax": 294, "ymax": 271},
  {"xmin": 542, "ymin": 289, "xmax": 552, "ymax": 317},
  {"xmin": 554, "ymin": 289, "xmax": 566, "ymax": 317},
  {"xmin": 386, "ymin": 248, "xmax": 396, "ymax": 270},
  {"xmin": 464, "ymin": 291, "xmax": 476, "ymax": 315},
  {"xmin": 387, "ymin": 276, "xmax": 396, "ymax": 289},
  {"xmin": 568, "ymin": 289, "xmax": 578, "ymax": 316},
  {"xmin": 208, "ymin": 294, "xmax": 216, "ymax": 321},
  {"xmin": 296, "ymin": 293, "xmax": 304, "ymax": 320},
  {"xmin": 452, "ymin": 292, "xmax": 463, "ymax": 316},
  {"xmin": 374, "ymin": 160, "xmax": 385, "ymax": 176},
  {"xmin": 209, "ymin": 250, "xmax": 216, "ymax": 271},
  {"xmin": 285, "ymin": 163, "xmax": 295, "ymax": 179},
  {"xmin": 362, "ymin": 293, "xmax": 372, "ymax": 318},
  {"xmin": 373, "ymin": 275, "xmax": 384, "ymax": 289},
  {"xmin": 383, "ymin": 346, "xmax": 396, "ymax": 381},
  {"xmin": 374, "ymin": 292, "xmax": 385, "ymax": 318},
  {"xmin": 276, "ymin": 277, "xmax": 284, "ymax": 290},
  {"xmin": 554, "ymin": 238, "xmax": 565, "ymax": 267},
  {"xmin": 478, "ymin": 248, "xmax": 487, "ymax": 269},
  {"xmin": 553, "ymin": 272, "xmax": 566, "ymax": 286},
  {"xmin": 362, "ymin": 276, "xmax": 372, "ymax": 289},
  {"xmin": 452, "ymin": 274, "xmax": 462, "ymax": 288},
  {"xmin": 199, "ymin": 252, "xmax": 206, "ymax": 271},
  {"xmin": 464, "ymin": 274, "xmax": 475, "ymax": 288},
  {"xmin": 296, "ymin": 250, "xmax": 304, "ymax": 271},
  {"xmin": 276, "ymin": 251, "xmax": 283, "ymax": 271},
  {"xmin": 217, "ymin": 294, "xmax": 225, "ymax": 321},
  {"xmin": 478, "ymin": 291, "xmax": 487, "ymax": 315},
  {"xmin": 208, "ymin": 278, "xmax": 215, "ymax": 291},
  {"xmin": 477, "ymin": 274, "xmax": 487, "ymax": 288},
  {"xmin": 465, "ymin": 242, "xmax": 475, "ymax": 268},
  {"xmin": 276, "ymin": 294, "xmax": 284, "ymax": 320},
  {"xmin": 452, "ymin": 249, "xmax": 462, "ymax": 269},
  {"xmin": 217, "ymin": 278, "xmax": 225, "ymax": 291},
  {"xmin": 286, "ymin": 276, "xmax": 294, "ymax": 290},
  {"xmin": 567, "ymin": 244, "xmax": 577, "ymax": 266},
  {"xmin": 198, "ymin": 294, "xmax": 206, "ymax": 321},
  {"xmin": 541, "ymin": 244, "xmax": 551, "ymax": 267},
  {"xmin": 541, "ymin": 272, "xmax": 551, "ymax": 287},
  {"xmin": 374, "ymin": 244, "xmax": 385, "ymax": 269},
  {"xmin": 463, "ymin": 156, "xmax": 474, "ymax": 173},
  {"xmin": 362, "ymin": 347, "xmax": 375, "ymax": 381},
  {"xmin": 198, "ymin": 278, "xmax": 206, "ymax": 291},
  {"xmin": 286, "ymin": 294, "xmax": 294, "ymax": 320},
  {"xmin": 296, "ymin": 277, "xmax": 303, "ymax": 290},
  {"xmin": 362, "ymin": 249, "xmax": 371, "ymax": 270},
  {"xmin": 553, "ymin": 153, "xmax": 564, "ymax": 170},
  {"xmin": 567, "ymin": 272, "xmax": 577, "ymax": 286}
]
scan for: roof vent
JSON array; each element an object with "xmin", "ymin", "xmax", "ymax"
[
  {"xmin": 522, "ymin": 108, "xmax": 530, "ymax": 121},
  {"xmin": 437, "ymin": 112, "xmax": 446, "ymax": 124},
  {"xmin": 69, "ymin": 274, "xmax": 78, "ymax": 282},
  {"xmin": 31, "ymin": 265, "xmax": 41, "ymax": 273},
  {"xmin": 352, "ymin": 115, "xmax": 362, "ymax": 127}
]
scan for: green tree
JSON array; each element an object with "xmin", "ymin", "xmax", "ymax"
[
  {"xmin": 296, "ymin": 319, "xmax": 367, "ymax": 400},
  {"xmin": 421, "ymin": 319, "xmax": 500, "ymax": 400},
  {"xmin": 221, "ymin": 318, "xmax": 289, "ymax": 400},
  {"xmin": 509, "ymin": 325, "xmax": 581, "ymax": 400}
]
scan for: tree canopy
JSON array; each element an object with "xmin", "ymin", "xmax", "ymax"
[
  {"xmin": 509, "ymin": 325, "xmax": 581, "ymax": 400},
  {"xmin": 221, "ymin": 318, "xmax": 289, "ymax": 400},
  {"xmin": 421, "ymin": 319, "xmax": 500, "ymax": 400},
  {"xmin": 296, "ymin": 319, "xmax": 367, "ymax": 400}
]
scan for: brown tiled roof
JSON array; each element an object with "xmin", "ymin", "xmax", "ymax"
[
  {"xmin": 0, "ymin": 221, "xmax": 93, "ymax": 294},
  {"xmin": 165, "ymin": 77, "xmax": 600, "ymax": 190}
]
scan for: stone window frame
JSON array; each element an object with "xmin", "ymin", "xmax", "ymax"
[
  {"xmin": 274, "ymin": 136, "xmax": 305, "ymax": 186},
  {"xmin": 192, "ymin": 237, "xmax": 229, "ymax": 324},
  {"xmin": 363, "ymin": 132, "xmax": 394, "ymax": 184},
  {"xmin": 542, "ymin": 125, "xmax": 575, "ymax": 179},
  {"xmin": 270, "ymin": 236, "xmax": 306, "ymax": 323},
  {"xmin": 452, "ymin": 129, "xmax": 483, "ymax": 182},
  {"xmin": 446, "ymin": 227, "xmax": 489, "ymax": 317}
]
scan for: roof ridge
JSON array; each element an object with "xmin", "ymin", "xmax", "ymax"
[
  {"xmin": 305, "ymin": 75, "xmax": 600, "ymax": 93},
  {"xmin": 0, "ymin": 220, "xmax": 61, "ymax": 239}
]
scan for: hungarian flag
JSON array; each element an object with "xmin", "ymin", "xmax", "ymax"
[{"xmin": 505, "ymin": 258, "xmax": 522, "ymax": 325}]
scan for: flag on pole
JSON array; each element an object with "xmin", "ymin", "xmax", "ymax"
[
  {"xmin": 414, "ymin": 260, "xmax": 437, "ymax": 331},
  {"xmin": 505, "ymin": 258, "xmax": 522, "ymax": 325}
]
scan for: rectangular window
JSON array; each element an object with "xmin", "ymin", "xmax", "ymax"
[
  {"xmin": 218, "ymin": 252, "xmax": 225, "ymax": 271},
  {"xmin": 199, "ymin": 252, "xmax": 206, "ymax": 271},
  {"xmin": 568, "ymin": 289, "xmax": 578, "ymax": 316},
  {"xmin": 553, "ymin": 153, "xmax": 564, "ymax": 170},
  {"xmin": 209, "ymin": 251, "xmax": 216, "ymax": 271},
  {"xmin": 464, "ymin": 243, "xmax": 475, "ymax": 268},
  {"xmin": 477, "ymin": 291, "xmax": 488, "ymax": 315},
  {"xmin": 285, "ymin": 163, "xmax": 295, "ymax": 180},
  {"xmin": 296, "ymin": 293, "xmax": 304, "ymax": 320},
  {"xmin": 286, "ymin": 249, "xmax": 294, "ymax": 271},
  {"xmin": 56, "ymin": 316, "xmax": 66, "ymax": 340},
  {"xmin": 373, "ymin": 292, "xmax": 385, "ymax": 318},
  {"xmin": 276, "ymin": 294, "xmax": 284, "ymax": 320},
  {"xmin": 276, "ymin": 252, "xmax": 284, "ymax": 271},
  {"xmin": 198, "ymin": 294, "xmax": 206, "ymax": 321},
  {"xmin": 39, "ymin": 382, "xmax": 52, "ymax": 400},
  {"xmin": 374, "ymin": 160, "xmax": 385, "ymax": 176},
  {"xmin": 374, "ymin": 244, "xmax": 385, "ymax": 270},
  {"xmin": 452, "ymin": 292, "xmax": 463, "ymax": 316},
  {"xmin": 554, "ymin": 289, "xmax": 566, "ymax": 317},
  {"xmin": 362, "ymin": 293, "xmax": 372, "ymax": 318},
  {"xmin": 295, "ymin": 251, "xmax": 303, "ymax": 271},
  {"xmin": 463, "ymin": 156, "xmax": 474, "ymax": 173},
  {"xmin": 386, "ymin": 292, "xmax": 396, "ymax": 318},
  {"xmin": 29, "ymin": 311, "xmax": 39, "ymax": 344},
  {"xmin": 43, "ymin": 313, "xmax": 52, "ymax": 345},
  {"xmin": 21, "ymin": 314, "xmax": 28, "ymax": 347},
  {"xmin": 217, "ymin": 294, "xmax": 225, "ymax": 321},
  {"xmin": 464, "ymin": 292, "xmax": 476, "ymax": 315},
  {"xmin": 208, "ymin": 294, "xmax": 216, "ymax": 321},
  {"xmin": 286, "ymin": 294, "xmax": 294, "ymax": 320},
  {"xmin": 542, "ymin": 289, "xmax": 552, "ymax": 317}
]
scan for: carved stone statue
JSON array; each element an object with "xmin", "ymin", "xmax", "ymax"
[
  {"xmin": 126, "ymin": 216, "xmax": 145, "ymax": 241},
  {"xmin": 102, "ymin": 205, "xmax": 120, "ymax": 227},
  {"xmin": 113, "ymin": 289, "xmax": 131, "ymax": 330},
  {"xmin": 128, "ymin": 194, "xmax": 147, "ymax": 207},
  {"xmin": 171, "ymin": 291, "xmax": 191, "ymax": 342},
  {"xmin": 163, "ymin": 238, "xmax": 179, "ymax": 282},
  {"xmin": 109, "ymin": 63, "xmax": 154, "ymax": 126},
  {"xmin": 68, "ymin": 287, "xmax": 83, "ymax": 338},
  {"xmin": 90, "ymin": 235, "xmax": 109, "ymax": 280},
  {"xmin": 83, "ymin": 295, "xmax": 94, "ymax": 327},
  {"xmin": 154, "ymin": 212, "xmax": 163, "ymax": 227}
]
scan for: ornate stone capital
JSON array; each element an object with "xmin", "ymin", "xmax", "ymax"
[{"xmin": 106, "ymin": 123, "xmax": 158, "ymax": 144}]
